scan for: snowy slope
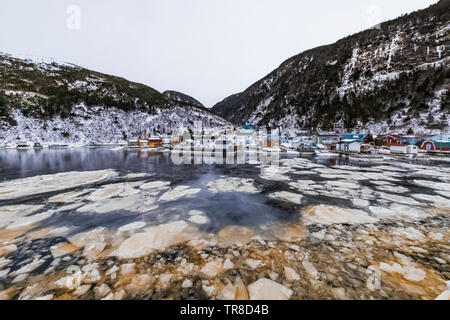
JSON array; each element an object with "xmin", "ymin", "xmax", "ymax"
[
  {"xmin": 0, "ymin": 104, "xmax": 228, "ymax": 145},
  {"xmin": 0, "ymin": 52, "xmax": 230, "ymax": 144},
  {"xmin": 212, "ymin": 0, "xmax": 450, "ymax": 135}
]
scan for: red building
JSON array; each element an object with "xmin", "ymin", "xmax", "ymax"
[
  {"xmin": 420, "ymin": 141, "xmax": 436, "ymax": 152},
  {"xmin": 379, "ymin": 135, "xmax": 401, "ymax": 146}
]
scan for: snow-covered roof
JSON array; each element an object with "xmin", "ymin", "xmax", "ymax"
[{"xmin": 338, "ymin": 139, "xmax": 361, "ymax": 144}]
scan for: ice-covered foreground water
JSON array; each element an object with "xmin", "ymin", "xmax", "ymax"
[{"xmin": 0, "ymin": 148, "xmax": 449, "ymax": 300}]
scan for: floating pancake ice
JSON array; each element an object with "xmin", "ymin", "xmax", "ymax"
[
  {"xmin": 352, "ymin": 198, "xmax": 370, "ymax": 208},
  {"xmin": 0, "ymin": 205, "xmax": 45, "ymax": 229},
  {"xmin": 113, "ymin": 221, "xmax": 200, "ymax": 259},
  {"xmin": 48, "ymin": 189, "xmax": 93, "ymax": 203},
  {"xmin": 412, "ymin": 194, "xmax": 450, "ymax": 208},
  {"xmin": 140, "ymin": 181, "xmax": 171, "ymax": 191},
  {"xmin": 87, "ymin": 183, "xmax": 126, "ymax": 201},
  {"xmin": 117, "ymin": 221, "xmax": 146, "ymax": 233},
  {"xmin": 325, "ymin": 180, "xmax": 360, "ymax": 189},
  {"xmin": 77, "ymin": 195, "xmax": 140, "ymax": 214},
  {"xmin": 269, "ymin": 191, "xmax": 302, "ymax": 205},
  {"xmin": 188, "ymin": 215, "xmax": 210, "ymax": 225},
  {"xmin": 0, "ymin": 154, "xmax": 449, "ymax": 300},
  {"xmin": 376, "ymin": 192, "xmax": 421, "ymax": 205},
  {"xmin": 413, "ymin": 180, "xmax": 449, "ymax": 191},
  {"xmin": 375, "ymin": 185, "xmax": 409, "ymax": 193},
  {"xmin": 207, "ymin": 177, "xmax": 259, "ymax": 193},
  {"xmin": 302, "ymin": 205, "xmax": 379, "ymax": 225},
  {"xmin": 159, "ymin": 186, "xmax": 201, "ymax": 201},
  {"xmin": 288, "ymin": 180, "xmax": 317, "ymax": 191},
  {"xmin": 260, "ymin": 166, "xmax": 291, "ymax": 182},
  {"xmin": 368, "ymin": 204, "xmax": 429, "ymax": 221},
  {"xmin": 217, "ymin": 226, "xmax": 255, "ymax": 247}
]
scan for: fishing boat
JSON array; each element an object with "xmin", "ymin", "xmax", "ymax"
[
  {"xmin": 4, "ymin": 143, "xmax": 16, "ymax": 149},
  {"xmin": 314, "ymin": 149, "xmax": 339, "ymax": 157},
  {"xmin": 16, "ymin": 140, "xmax": 31, "ymax": 150},
  {"xmin": 314, "ymin": 144, "xmax": 339, "ymax": 157}
]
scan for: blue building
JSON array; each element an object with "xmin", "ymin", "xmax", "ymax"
[
  {"xmin": 243, "ymin": 124, "xmax": 256, "ymax": 130},
  {"xmin": 340, "ymin": 133, "xmax": 368, "ymax": 142}
]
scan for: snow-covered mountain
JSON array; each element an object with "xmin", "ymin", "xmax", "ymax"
[
  {"xmin": 0, "ymin": 53, "xmax": 229, "ymax": 145},
  {"xmin": 212, "ymin": 0, "xmax": 449, "ymax": 135}
]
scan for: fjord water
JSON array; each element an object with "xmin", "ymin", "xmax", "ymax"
[{"xmin": 0, "ymin": 148, "xmax": 449, "ymax": 300}]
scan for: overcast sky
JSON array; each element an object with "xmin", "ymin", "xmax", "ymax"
[{"xmin": 0, "ymin": 0, "xmax": 438, "ymax": 107}]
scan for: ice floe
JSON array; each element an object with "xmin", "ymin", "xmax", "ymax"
[
  {"xmin": 77, "ymin": 196, "xmax": 140, "ymax": 214},
  {"xmin": 113, "ymin": 221, "xmax": 200, "ymax": 259},
  {"xmin": 140, "ymin": 181, "xmax": 170, "ymax": 191},
  {"xmin": 0, "ymin": 170, "xmax": 118, "ymax": 200},
  {"xmin": 369, "ymin": 204, "xmax": 429, "ymax": 221},
  {"xmin": 247, "ymin": 278, "xmax": 293, "ymax": 300},
  {"xmin": 377, "ymin": 192, "xmax": 421, "ymax": 205},
  {"xmin": 159, "ymin": 186, "xmax": 201, "ymax": 201},
  {"xmin": 269, "ymin": 191, "xmax": 302, "ymax": 205},
  {"xmin": 413, "ymin": 180, "xmax": 449, "ymax": 191},
  {"xmin": 412, "ymin": 194, "xmax": 450, "ymax": 208},
  {"xmin": 48, "ymin": 189, "xmax": 93, "ymax": 203},
  {"xmin": 188, "ymin": 215, "xmax": 210, "ymax": 225},
  {"xmin": 87, "ymin": 183, "xmax": 126, "ymax": 201},
  {"xmin": 117, "ymin": 222, "xmax": 146, "ymax": 233},
  {"xmin": 207, "ymin": 177, "xmax": 259, "ymax": 193},
  {"xmin": 0, "ymin": 205, "xmax": 45, "ymax": 228},
  {"xmin": 260, "ymin": 166, "xmax": 290, "ymax": 181},
  {"xmin": 302, "ymin": 205, "xmax": 379, "ymax": 225},
  {"xmin": 375, "ymin": 185, "xmax": 409, "ymax": 193}
]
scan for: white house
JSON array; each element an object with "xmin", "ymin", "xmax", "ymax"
[
  {"xmin": 390, "ymin": 144, "xmax": 418, "ymax": 154},
  {"xmin": 337, "ymin": 140, "xmax": 361, "ymax": 153}
]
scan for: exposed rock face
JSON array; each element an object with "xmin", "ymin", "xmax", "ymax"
[
  {"xmin": 163, "ymin": 90, "xmax": 205, "ymax": 109},
  {"xmin": 212, "ymin": 1, "xmax": 449, "ymax": 134}
]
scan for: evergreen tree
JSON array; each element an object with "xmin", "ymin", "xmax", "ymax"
[{"xmin": 0, "ymin": 93, "xmax": 8, "ymax": 117}]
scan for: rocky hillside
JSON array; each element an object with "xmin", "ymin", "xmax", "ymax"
[
  {"xmin": 163, "ymin": 90, "xmax": 205, "ymax": 109},
  {"xmin": 0, "ymin": 53, "xmax": 229, "ymax": 144},
  {"xmin": 212, "ymin": 0, "xmax": 450, "ymax": 135}
]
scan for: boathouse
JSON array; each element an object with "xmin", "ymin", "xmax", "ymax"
[
  {"xmin": 147, "ymin": 138, "xmax": 163, "ymax": 148},
  {"xmin": 390, "ymin": 144, "xmax": 419, "ymax": 154},
  {"xmin": 379, "ymin": 135, "xmax": 400, "ymax": 146},
  {"xmin": 337, "ymin": 140, "xmax": 361, "ymax": 153},
  {"xmin": 340, "ymin": 133, "xmax": 369, "ymax": 143},
  {"xmin": 420, "ymin": 141, "xmax": 436, "ymax": 152}
]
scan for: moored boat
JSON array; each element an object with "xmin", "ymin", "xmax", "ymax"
[{"xmin": 16, "ymin": 140, "xmax": 31, "ymax": 150}]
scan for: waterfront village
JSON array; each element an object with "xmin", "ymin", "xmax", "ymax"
[{"xmin": 2, "ymin": 124, "xmax": 450, "ymax": 161}]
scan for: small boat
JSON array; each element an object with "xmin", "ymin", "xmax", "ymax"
[
  {"xmin": 34, "ymin": 142, "xmax": 44, "ymax": 149},
  {"xmin": 87, "ymin": 141, "xmax": 98, "ymax": 147},
  {"xmin": 16, "ymin": 140, "xmax": 31, "ymax": 150},
  {"xmin": 314, "ymin": 146, "xmax": 339, "ymax": 157},
  {"xmin": 315, "ymin": 150, "xmax": 339, "ymax": 157}
]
